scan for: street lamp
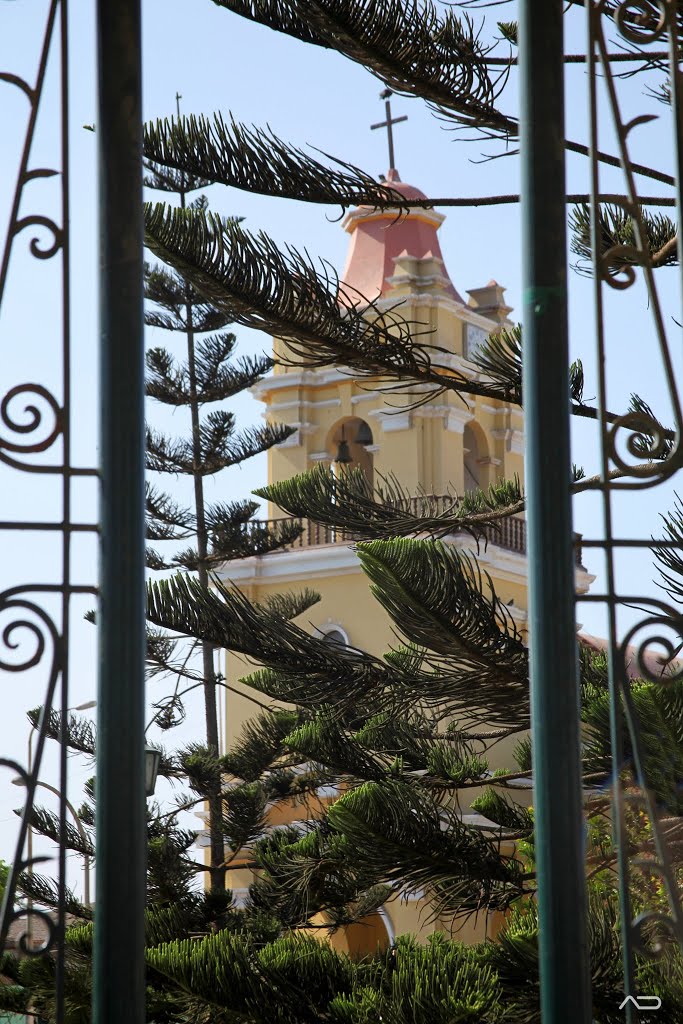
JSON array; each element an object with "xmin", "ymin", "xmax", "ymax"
[{"xmin": 144, "ymin": 747, "xmax": 161, "ymax": 798}]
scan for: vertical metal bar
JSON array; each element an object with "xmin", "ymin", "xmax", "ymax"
[
  {"xmin": 584, "ymin": 7, "xmax": 635, "ymax": 1015},
  {"xmin": 519, "ymin": 4, "xmax": 592, "ymax": 1023},
  {"xmin": 57, "ymin": 2, "xmax": 71, "ymax": 1020},
  {"xmin": 94, "ymin": 3, "xmax": 145, "ymax": 1024}
]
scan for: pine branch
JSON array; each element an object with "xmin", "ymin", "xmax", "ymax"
[
  {"xmin": 259, "ymin": 588, "xmax": 320, "ymax": 619},
  {"xmin": 23, "ymin": 805, "xmax": 94, "ymax": 858},
  {"xmin": 144, "ymin": 113, "xmax": 411, "ymax": 209},
  {"xmin": 283, "ymin": 713, "xmax": 391, "ymax": 780},
  {"xmin": 213, "ymin": 0, "xmax": 515, "ymax": 134},
  {"xmin": 249, "ymin": 821, "xmax": 388, "ymax": 929},
  {"xmin": 469, "ymin": 325, "xmax": 677, "ymax": 442},
  {"xmin": 146, "ymin": 213, "xmax": 647, "ymax": 423},
  {"xmin": 146, "ymin": 336, "xmax": 272, "ymax": 407},
  {"xmin": 222, "ymin": 781, "xmax": 268, "ymax": 850},
  {"xmin": 17, "ymin": 872, "xmax": 92, "ymax": 921},
  {"xmin": 471, "ymin": 787, "xmax": 534, "ymax": 832},
  {"xmin": 144, "ymin": 157, "xmax": 212, "ymax": 194},
  {"xmin": 326, "ymin": 779, "xmax": 526, "ymax": 918},
  {"xmin": 146, "ymin": 346, "xmax": 191, "ymax": 405},
  {"xmin": 146, "ymin": 573, "xmax": 393, "ymax": 710},
  {"xmin": 570, "ymin": 203, "xmax": 678, "ymax": 272},
  {"xmin": 145, "ymin": 122, "xmax": 676, "ymax": 210},
  {"xmin": 146, "ymin": 483, "xmax": 195, "ymax": 538},
  {"xmin": 255, "ymin": 464, "xmax": 524, "ymax": 541},
  {"xmin": 146, "ymin": 546, "xmax": 171, "ymax": 570},
  {"xmin": 145, "ymin": 263, "xmax": 234, "ymax": 334},
  {"xmin": 221, "ymin": 708, "xmax": 303, "ymax": 782},
  {"xmin": 357, "ymin": 539, "xmax": 529, "ymax": 725},
  {"xmin": 146, "ymin": 418, "xmax": 292, "ymax": 476},
  {"xmin": 655, "ymin": 494, "xmax": 683, "ymax": 605},
  {"xmin": 194, "ymin": 334, "xmax": 273, "ymax": 403},
  {"xmin": 208, "ymin": 511, "xmax": 304, "ymax": 563},
  {"xmin": 27, "ymin": 708, "xmax": 95, "ymax": 757}
]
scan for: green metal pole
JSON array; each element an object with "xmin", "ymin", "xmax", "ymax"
[
  {"xmin": 94, "ymin": 3, "xmax": 146, "ymax": 1023},
  {"xmin": 519, "ymin": 4, "xmax": 592, "ymax": 1023}
]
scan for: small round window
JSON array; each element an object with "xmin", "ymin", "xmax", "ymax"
[
  {"xmin": 321, "ymin": 626, "xmax": 348, "ymax": 643},
  {"xmin": 319, "ymin": 627, "xmax": 348, "ymax": 647}
]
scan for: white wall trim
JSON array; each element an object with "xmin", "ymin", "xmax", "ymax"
[
  {"xmin": 217, "ymin": 532, "xmax": 535, "ymax": 589},
  {"xmin": 268, "ymin": 398, "xmax": 342, "ymax": 413},
  {"xmin": 251, "ymin": 367, "xmax": 357, "ymax": 400},
  {"xmin": 446, "ymin": 407, "xmax": 475, "ymax": 434},
  {"xmin": 216, "ymin": 542, "xmax": 364, "ymax": 585},
  {"xmin": 368, "ymin": 409, "xmax": 412, "ymax": 432},
  {"xmin": 491, "ymin": 427, "xmax": 525, "ymax": 455},
  {"xmin": 413, "ymin": 404, "xmax": 451, "ymax": 419}
]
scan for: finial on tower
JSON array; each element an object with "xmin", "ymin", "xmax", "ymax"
[{"xmin": 370, "ymin": 88, "xmax": 407, "ymax": 173}]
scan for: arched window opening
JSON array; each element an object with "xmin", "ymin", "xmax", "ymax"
[
  {"xmin": 463, "ymin": 424, "xmax": 482, "ymax": 492},
  {"xmin": 322, "ymin": 628, "xmax": 346, "ymax": 646},
  {"xmin": 328, "ymin": 417, "xmax": 374, "ymax": 487},
  {"xmin": 317, "ymin": 623, "xmax": 349, "ymax": 647}
]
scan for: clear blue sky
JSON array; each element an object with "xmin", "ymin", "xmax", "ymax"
[{"xmin": 1, "ymin": 1, "xmax": 681, "ymax": 886}]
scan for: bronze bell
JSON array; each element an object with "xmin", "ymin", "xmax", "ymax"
[{"xmin": 334, "ymin": 427, "xmax": 353, "ymax": 464}]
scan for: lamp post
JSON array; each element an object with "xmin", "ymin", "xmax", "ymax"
[
  {"xmin": 20, "ymin": 701, "xmax": 159, "ymax": 939},
  {"xmin": 24, "ymin": 700, "xmax": 97, "ymax": 941},
  {"xmin": 13, "ymin": 777, "xmax": 92, "ymax": 907}
]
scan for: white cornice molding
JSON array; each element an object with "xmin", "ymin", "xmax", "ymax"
[
  {"xmin": 458, "ymin": 307, "xmax": 503, "ymax": 331},
  {"xmin": 268, "ymin": 397, "xmax": 342, "ymax": 413},
  {"xmin": 251, "ymin": 367, "xmax": 356, "ymax": 400},
  {"xmin": 374, "ymin": 292, "xmax": 463, "ymax": 316},
  {"xmin": 351, "ymin": 391, "xmax": 382, "ymax": 405},
  {"xmin": 275, "ymin": 421, "xmax": 316, "ymax": 447},
  {"xmin": 368, "ymin": 408, "xmax": 412, "ymax": 432},
  {"xmin": 216, "ymin": 531, "xmax": 534, "ymax": 589},
  {"xmin": 491, "ymin": 427, "xmax": 525, "ymax": 455},
  {"xmin": 413, "ymin": 404, "xmax": 452, "ymax": 419},
  {"xmin": 575, "ymin": 568, "xmax": 597, "ymax": 595},
  {"xmin": 446, "ymin": 407, "xmax": 475, "ymax": 434},
  {"xmin": 216, "ymin": 542, "xmax": 364, "ymax": 585}
]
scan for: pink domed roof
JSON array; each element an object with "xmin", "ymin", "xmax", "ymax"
[{"xmin": 340, "ymin": 169, "xmax": 462, "ymax": 303}]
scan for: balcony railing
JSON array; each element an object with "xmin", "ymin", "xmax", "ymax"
[{"xmin": 248, "ymin": 497, "xmax": 585, "ymax": 567}]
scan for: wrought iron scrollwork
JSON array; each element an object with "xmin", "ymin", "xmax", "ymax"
[
  {"xmin": 579, "ymin": 0, "xmax": 683, "ymax": 1013},
  {"xmin": 0, "ymin": 3, "xmax": 97, "ymax": 1020}
]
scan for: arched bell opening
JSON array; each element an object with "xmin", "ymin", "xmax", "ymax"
[
  {"xmin": 463, "ymin": 422, "xmax": 489, "ymax": 494},
  {"xmin": 327, "ymin": 417, "xmax": 375, "ymax": 488}
]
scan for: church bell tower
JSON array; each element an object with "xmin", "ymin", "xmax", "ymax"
[{"xmin": 216, "ymin": 114, "xmax": 595, "ymax": 946}]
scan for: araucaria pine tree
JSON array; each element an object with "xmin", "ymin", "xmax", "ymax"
[{"xmin": 142, "ymin": 148, "xmax": 303, "ymax": 893}]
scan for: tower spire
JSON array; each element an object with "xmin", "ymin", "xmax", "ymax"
[{"xmin": 370, "ymin": 88, "xmax": 407, "ymax": 172}]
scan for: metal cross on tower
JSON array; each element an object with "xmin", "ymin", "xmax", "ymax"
[{"xmin": 370, "ymin": 88, "xmax": 407, "ymax": 171}]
